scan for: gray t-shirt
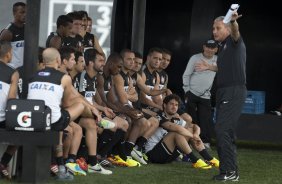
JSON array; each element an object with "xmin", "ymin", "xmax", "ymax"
[{"xmin": 182, "ymin": 53, "xmax": 217, "ymax": 99}]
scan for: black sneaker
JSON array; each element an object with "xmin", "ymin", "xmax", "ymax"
[
  {"xmin": 99, "ymin": 157, "xmax": 115, "ymax": 168},
  {"xmin": 213, "ymin": 171, "xmax": 239, "ymax": 182}
]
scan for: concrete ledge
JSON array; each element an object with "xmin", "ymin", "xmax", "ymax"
[{"xmin": 0, "ymin": 129, "xmax": 59, "ymax": 183}]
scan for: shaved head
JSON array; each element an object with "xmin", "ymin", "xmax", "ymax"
[{"xmin": 43, "ymin": 48, "xmax": 60, "ymax": 64}]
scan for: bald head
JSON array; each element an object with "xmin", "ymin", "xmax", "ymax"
[{"xmin": 43, "ymin": 48, "xmax": 61, "ymax": 64}]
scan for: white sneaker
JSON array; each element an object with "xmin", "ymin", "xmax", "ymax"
[
  {"xmin": 131, "ymin": 148, "xmax": 147, "ymax": 165},
  {"xmin": 97, "ymin": 119, "xmax": 116, "ymax": 129},
  {"xmin": 88, "ymin": 163, "xmax": 112, "ymax": 175}
]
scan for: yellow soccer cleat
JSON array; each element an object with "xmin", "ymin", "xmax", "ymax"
[
  {"xmin": 107, "ymin": 155, "xmax": 129, "ymax": 167},
  {"xmin": 126, "ymin": 156, "xmax": 141, "ymax": 167},
  {"xmin": 192, "ymin": 159, "xmax": 212, "ymax": 169},
  {"xmin": 208, "ymin": 157, "xmax": 220, "ymax": 168}
]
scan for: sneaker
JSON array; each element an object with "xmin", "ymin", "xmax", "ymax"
[
  {"xmin": 97, "ymin": 119, "xmax": 116, "ymax": 129},
  {"xmin": 50, "ymin": 164, "xmax": 59, "ymax": 176},
  {"xmin": 126, "ymin": 156, "xmax": 141, "ymax": 167},
  {"xmin": 207, "ymin": 157, "xmax": 220, "ymax": 168},
  {"xmin": 131, "ymin": 148, "xmax": 147, "ymax": 165},
  {"xmin": 192, "ymin": 159, "xmax": 212, "ymax": 169},
  {"xmin": 65, "ymin": 162, "xmax": 87, "ymax": 176},
  {"xmin": 88, "ymin": 163, "xmax": 112, "ymax": 175},
  {"xmin": 142, "ymin": 153, "xmax": 148, "ymax": 162},
  {"xmin": 98, "ymin": 157, "xmax": 115, "ymax": 168},
  {"xmin": 213, "ymin": 171, "xmax": 239, "ymax": 181},
  {"xmin": 56, "ymin": 166, "xmax": 74, "ymax": 181},
  {"xmin": 107, "ymin": 155, "xmax": 129, "ymax": 167},
  {"xmin": 76, "ymin": 157, "xmax": 88, "ymax": 172},
  {"xmin": 0, "ymin": 163, "xmax": 10, "ymax": 180}
]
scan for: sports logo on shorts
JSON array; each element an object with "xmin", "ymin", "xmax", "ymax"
[{"xmin": 17, "ymin": 111, "xmax": 32, "ymax": 127}]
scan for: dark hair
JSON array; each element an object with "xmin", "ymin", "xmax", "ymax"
[
  {"xmin": 56, "ymin": 15, "xmax": 73, "ymax": 29},
  {"xmin": 134, "ymin": 51, "xmax": 143, "ymax": 59},
  {"xmin": 59, "ymin": 47, "xmax": 75, "ymax": 61},
  {"xmin": 106, "ymin": 52, "xmax": 122, "ymax": 69},
  {"xmin": 162, "ymin": 48, "xmax": 172, "ymax": 56},
  {"xmin": 74, "ymin": 51, "xmax": 83, "ymax": 63},
  {"xmin": 0, "ymin": 41, "xmax": 12, "ymax": 58},
  {"xmin": 84, "ymin": 48, "xmax": 102, "ymax": 66},
  {"xmin": 78, "ymin": 10, "xmax": 88, "ymax": 19},
  {"xmin": 163, "ymin": 94, "xmax": 181, "ymax": 106},
  {"xmin": 147, "ymin": 47, "xmax": 162, "ymax": 56},
  {"xmin": 38, "ymin": 47, "xmax": 45, "ymax": 63},
  {"xmin": 67, "ymin": 11, "xmax": 83, "ymax": 21},
  {"xmin": 13, "ymin": 2, "xmax": 25, "ymax": 13},
  {"xmin": 120, "ymin": 48, "xmax": 133, "ymax": 59},
  {"xmin": 107, "ymin": 52, "xmax": 122, "ymax": 64},
  {"xmin": 87, "ymin": 16, "xmax": 92, "ymax": 21}
]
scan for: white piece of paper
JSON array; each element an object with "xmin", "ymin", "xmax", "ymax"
[{"xmin": 223, "ymin": 4, "xmax": 240, "ymax": 24}]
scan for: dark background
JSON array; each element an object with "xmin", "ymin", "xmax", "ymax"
[{"xmin": 111, "ymin": 0, "xmax": 282, "ymax": 112}]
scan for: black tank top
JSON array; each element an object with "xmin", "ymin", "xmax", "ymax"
[
  {"xmin": 157, "ymin": 70, "xmax": 168, "ymax": 89},
  {"xmin": 119, "ymin": 71, "xmax": 129, "ymax": 91},
  {"xmin": 46, "ymin": 32, "xmax": 65, "ymax": 48},
  {"xmin": 63, "ymin": 34, "xmax": 83, "ymax": 50},
  {"xmin": 103, "ymin": 73, "xmax": 112, "ymax": 94},
  {"xmin": 82, "ymin": 32, "xmax": 95, "ymax": 48},
  {"xmin": 73, "ymin": 72, "xmax": 98, "ymax": 103}
]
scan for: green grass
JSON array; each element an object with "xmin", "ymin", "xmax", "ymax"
[{"xmin": 3, "ymin": 147, "xmax": 282, "ymax": 184}]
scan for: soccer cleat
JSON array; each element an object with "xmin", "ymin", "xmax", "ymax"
[
  {"xmin": 65, "ymin": 162, "xmax": 87, "ymax": 176},
  {"xmin": 131, "ymin": 148, "xmax": 147, "ymax": 165},
  {"xmin": 56, "ymin": 166, "xmax": 74, "ymax": 181},
  {"xmin": 107, "ymin": 155, "xmax": 129, "ymax": 167},
  {"xmin": 97, "ymin": 119, "xmax": 116, "ymax": 129},
  {"xmin": 142, "ymin": 153, "xmax": 149, "ymax": 162},
  {"xmin": 88, "ymin": 163, "xmax": 112, "ymax": 175},
  {"xmin": 76, "ymin": 157, "xmax": 88, "ymax": 172},
  {"xmin": 192, "ymin": 159, "xmax": 212, "ymax": 169},
  {"xmin": 213, "ymin": 171, "xmax": 239, "ymax": 182},
  {"xmin": 126, "ymin": 156, "xmax": 141, "ymax": 167},
  {"xmin": 0, "ymin": 163, "xmax": 10, "ymax": 180},
  {"xmin": 98, "ymin": 157, "xmax": 115, "ymax": 168},
  {"xmin": 207, "ymin": 157, "xmax": 220, "ymax": 168}
]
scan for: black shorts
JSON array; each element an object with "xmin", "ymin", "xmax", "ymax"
[
  {"xmin": 51, "ymin": 109, "xmax": 71, "ymax": 131},
  {"xmin": 0, "ymin": 121, "xmax": 5, "ymax": 129},
  {"xmin": 147, "ymin": 140, "xmax": 180, "ymax": 163}
]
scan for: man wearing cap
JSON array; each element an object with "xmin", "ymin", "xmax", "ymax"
[{"xmin": 182, "ymin": 39, "xmax": 218, "ymax": 149}]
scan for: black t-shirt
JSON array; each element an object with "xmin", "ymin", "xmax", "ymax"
[{"xmin": 216, "ymin": 35, "xmax": 246, "ymax": 88}]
